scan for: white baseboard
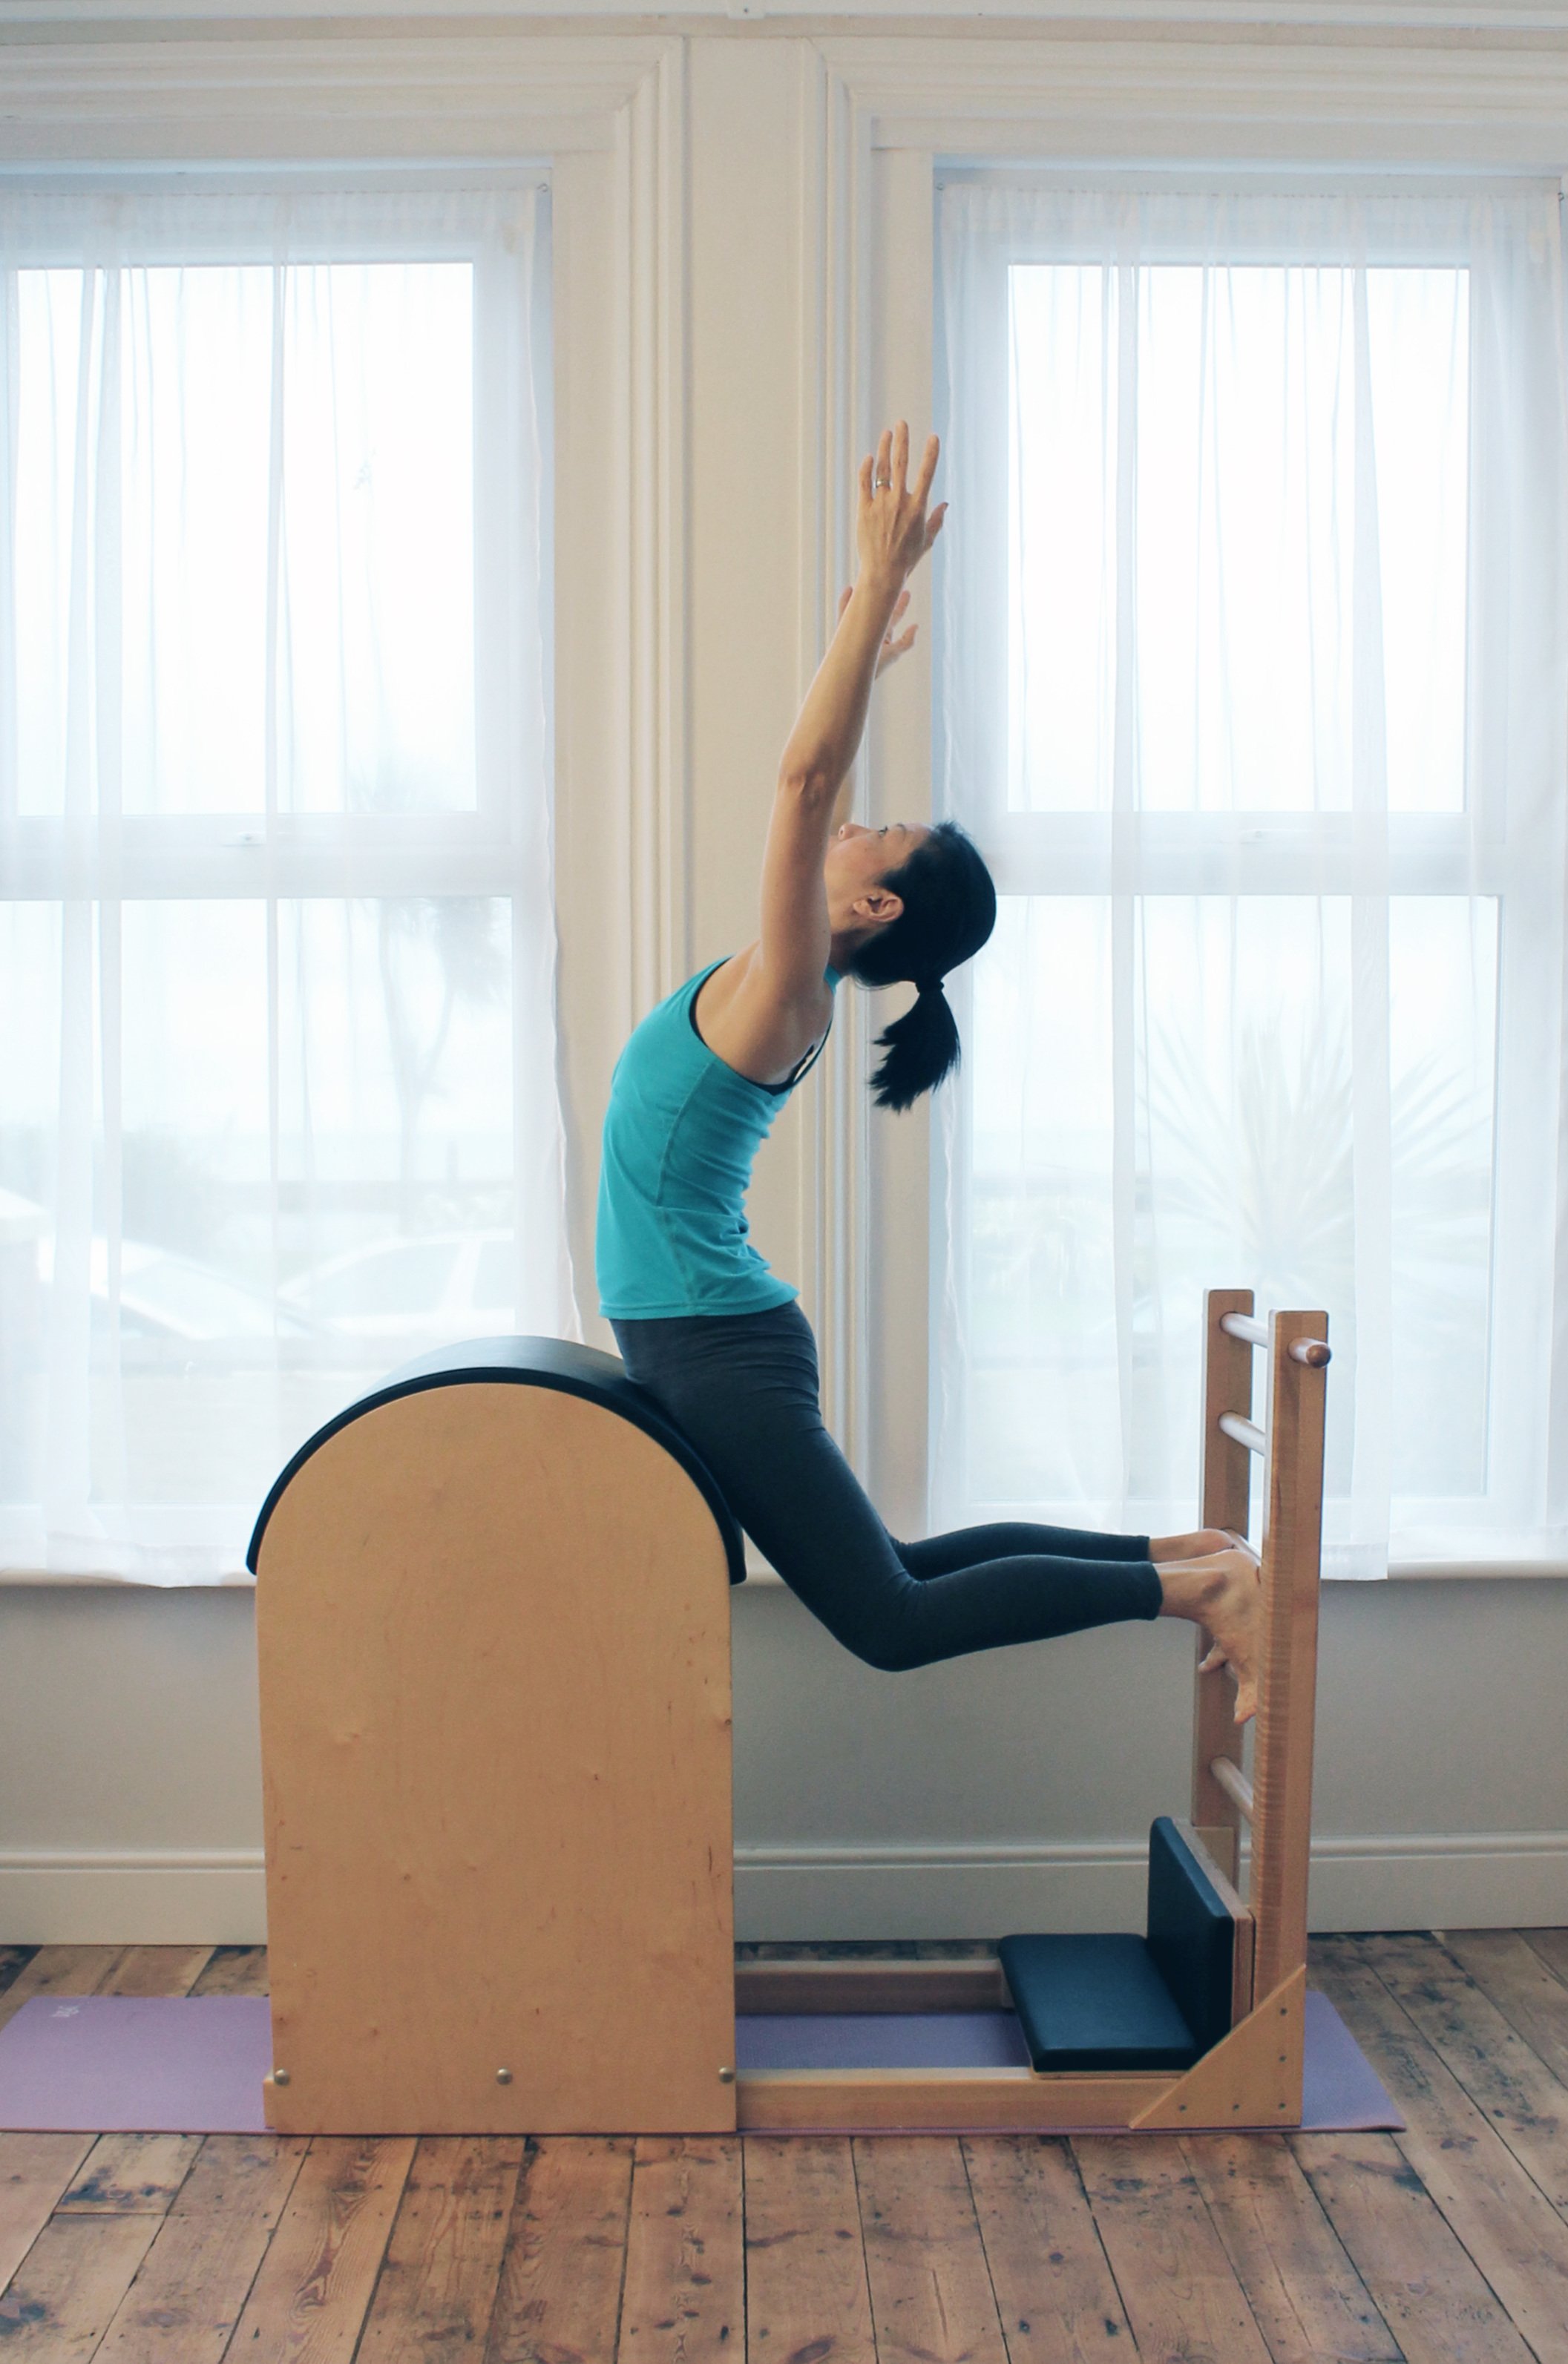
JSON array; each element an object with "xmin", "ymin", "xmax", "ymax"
[
  {"xmin": 733, "ymin": 1831, "xmax": 1568, "ymax": 1940},
  {"xmin": 0, "ymin": 1833, "xmax": 1563, "ymax": 1948},
  {"xmin": 0, "ymin": 1852, "xmax": 269, "ymax": 1946}
]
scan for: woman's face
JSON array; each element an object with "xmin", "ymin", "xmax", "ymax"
[{"xmin": 824, "ymin": 819, "xmax": 931, "ymax": 913}]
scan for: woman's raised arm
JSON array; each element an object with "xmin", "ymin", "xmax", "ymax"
[{"xmin": 754, "ymin": 424, "xmax": 945, "ymax": 1001}]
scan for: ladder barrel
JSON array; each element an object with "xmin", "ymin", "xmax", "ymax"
[{"xmin": 250, "ymin": 1337, "xmax": 745, "ymax": 2136}]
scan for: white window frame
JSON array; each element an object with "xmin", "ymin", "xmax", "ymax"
[
  {"xmin": 0, "ymin": 28, "xmax": 695, "ymax": 1521},
  {"xmin": 798, "ymin": 32, "xmax": 1568, "ymax": 1576},
  {"xmin": 0, "ymin": 32, "xmax": 695, "ymax": 1581}
]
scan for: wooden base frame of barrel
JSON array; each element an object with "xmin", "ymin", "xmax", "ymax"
[{"xmin": 249, "ymin": 1293, "xmax": 1327, "ymax": 2135}]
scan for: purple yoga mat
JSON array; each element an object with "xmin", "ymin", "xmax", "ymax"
[
  {"xmin": 737, "ymin": 2010, "xmax": 1034, "ymax": 2072},
  {"xmin": 736, "ymin": 1992, "xmax": 1401, "ymax": 2130},
  {"xmin": 0, "ymin": 1987, "xmax": 1400, "ymax": 2134},
  {"xmin": 0, "ymin": 1997, "xmax": 273, "ymax": 2135},
  {"xmin": 1301, "ymin": 1989, "xmax": 1404, "ymax": 2130}
]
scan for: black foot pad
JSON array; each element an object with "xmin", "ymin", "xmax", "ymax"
[{"xmin": 998, "ymin": 1933, "xmax": 1200, "ymax": 2072}]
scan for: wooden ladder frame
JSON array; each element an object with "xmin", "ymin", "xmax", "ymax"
[{"xmin": 732, "ymin": 1289, "xmax": 1330, "ymax": 2135}]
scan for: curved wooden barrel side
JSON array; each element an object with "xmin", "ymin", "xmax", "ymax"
[{"xmin": 255, "ymin": 1379, "xmax": 736, "ymax": 2135}]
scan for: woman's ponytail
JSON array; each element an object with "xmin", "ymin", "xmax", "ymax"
[
  {"xmin": 847, "ymin": 822, "xmax": 997, "ymax": 1112},
  {"xmin": 869, "ymin": 979, "xmax": 960, "ymax": 1112}
]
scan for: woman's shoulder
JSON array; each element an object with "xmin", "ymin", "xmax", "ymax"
[{"xmin": 693, "ymin": 948, "xmax": 835, "ymax": 1090}]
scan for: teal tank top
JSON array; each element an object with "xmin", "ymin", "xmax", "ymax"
[{"xmin": 596, "ymin": 957, "xmax": 840, "ymax": 1320}]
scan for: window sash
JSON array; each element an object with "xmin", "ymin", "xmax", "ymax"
[{"xmin": 932, "ymin": 176, "xmax": 1568, "ymax": 1569}]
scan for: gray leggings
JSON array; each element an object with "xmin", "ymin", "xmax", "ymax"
[{"xmin": 611, "ymin": 1301, "xmax": 1161, "ymax": 1672}]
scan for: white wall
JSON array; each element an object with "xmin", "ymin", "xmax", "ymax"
[
  {"xmin": 3, "ymin": 9, "xmax": 1567, "ymax": 1942},
  {"xmin": 1, "ymin": 1576, "xmax": 1564, "ymax": 1941}
]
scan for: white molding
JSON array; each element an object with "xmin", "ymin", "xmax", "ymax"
[
  {"xmin": 793, "ymin": 40, "xmax": 873, "ymax": 1458},
  {"xmin": 0, "ymin": 33, "xmax": 675, "ymax": 162},
  {"xmin": 816, "ymin": 29, "xmax": 1568, "ymax": 160},
  {"xmin": 17, "ymin": 5, "xmax": 1568, "ymax": 31},
  {"xmin": 2, "ymin": 1832, "xmax": 1561, "ymax": 1943}
]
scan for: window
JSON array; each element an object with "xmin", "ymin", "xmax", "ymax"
[
  {"xmin": 934, "ymin": 182, "xmax": 1568, "ymax": 1574},
  {"xmin": 0, "ymin": 183, "xmax": 570, "ymax": 1580}
]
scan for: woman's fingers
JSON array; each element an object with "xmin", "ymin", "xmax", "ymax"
[
  {"xmin": 859, "ymin": 424, "xmax": 944, "ymax": 582},
  {"xmin": 873, "ymin": 623, "xmax": 918, "ymax": 677}
]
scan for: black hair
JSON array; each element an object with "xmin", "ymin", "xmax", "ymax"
[{"xmin": 846, "ymin": 820, "xmax": 997, "ymax": 1112}]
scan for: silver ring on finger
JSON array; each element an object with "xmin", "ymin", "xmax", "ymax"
[{"xmin": 873, "ymin": 476, "xmax": 891, "ymax": 490}]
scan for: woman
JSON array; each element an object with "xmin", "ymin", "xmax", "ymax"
[{"xmin": 597, "ymin": 422, "xmax": 1260, "ymax": 1717}]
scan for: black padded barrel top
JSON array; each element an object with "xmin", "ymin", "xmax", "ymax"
[{"xmin": 245, "ymin": 1334, "xmax": 748, "ymax": 1586}]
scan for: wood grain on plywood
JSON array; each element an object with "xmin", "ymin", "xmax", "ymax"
[
  {"xmin": 738, "ymin": 2067, "xmax": 1173, "ymax": 2135},
  {"xmin": 257, "ymin": 1384, "xmax": 736, "ymax": 2135},
  {"xmin": 1130, "ymin": 1970, "xmax": 1305, "ymax": 2132}
]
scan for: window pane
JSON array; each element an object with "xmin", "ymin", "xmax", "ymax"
[
  {"xmin": 16, "ymin": 259, "xmax": 476, "ymax": 818},
  {"xmin": 1008, "ymin": 263, "xmax": 1469, "ymax": 816},
  {"xmin": 0, "ymin": 897, "xmax": 519, "ymax": 1514},
  {"xmin": 962, "ymin": 895, "xmax": 1496, "ymax": 1520}
]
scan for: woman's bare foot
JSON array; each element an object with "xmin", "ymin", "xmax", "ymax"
[
  {"xmin": 1153, "ymin": 1546, "xmax": 1262, "ymax": 1723},
  {"xmin": 1147, "ymin": 1525, "xmax": 1253, "ymax": 1563}
]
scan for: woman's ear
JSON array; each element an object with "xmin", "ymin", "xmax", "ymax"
[{"xmin": 852, "ymin": 886, "xmax": 904, "ymax": 928}]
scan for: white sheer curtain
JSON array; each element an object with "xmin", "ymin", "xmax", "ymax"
[
  {"xmin": 0, "ymin": 181, "xmax": 573, "ymax": 1583},
  {"xmin": 933, "ymin": 180, "xmax": 1568, "ymax": 1575}
]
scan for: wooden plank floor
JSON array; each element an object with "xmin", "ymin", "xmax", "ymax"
[{"xmin": 0, "ymin": 1932, "xmax": 1565, "ymax": 2361}]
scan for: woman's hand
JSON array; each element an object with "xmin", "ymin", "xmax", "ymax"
[
  {"xmin": 856, "ymin": 421, "xmax": 947, "ymax": 589},
  {"xmin": 837, "ymin": 585, "xmax": 917, "ymax": 677}
]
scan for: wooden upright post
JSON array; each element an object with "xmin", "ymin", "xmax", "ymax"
[
  {"xmin": 1192, "ymin": 1287, "xmax": 1255, "ymax": 1891},
  {"xmin": 1248, "ymin": 1309, "xmax": 1329, "ymax": 2000}
]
